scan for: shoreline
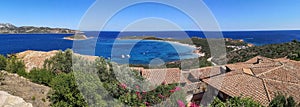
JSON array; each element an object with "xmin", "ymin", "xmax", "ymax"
[{"xmin": 63, "ymin": 37, "xmax": 94, "ymax": 41}]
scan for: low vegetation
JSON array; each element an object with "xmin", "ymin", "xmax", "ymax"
[
  {"xmin": 269, "ymin": 93, "xmax": 299, "ymax": 107},
  {"xmin": 0, "ymin": 55, "xmax": 6, "ymax": 70},
  {"xmin": 210, "ymin": 94, "xmax": 300, "ymax": 107},
  {"xmin": 1, "ymin": 48, "xmax": 299, "ymax": 106},
  {"xmin": 210, "ymin": 96, "xmax": 262, "ymax": 107},
  {"xmin": 0, "ymin": 49, "xmax": 187, "ymax": 106},
  {"xmin": 221, "ymin": 40, "xmax": 300, "ymax": 63}
]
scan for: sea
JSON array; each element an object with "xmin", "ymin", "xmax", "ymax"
[{"xmin": 1, "ymin": 30, "xmax": 300, "ymax": 64}]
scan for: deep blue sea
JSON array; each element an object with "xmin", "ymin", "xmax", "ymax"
[{"xmin": 1, "ymin": 31, "xmax": 300, "ymax": 64}]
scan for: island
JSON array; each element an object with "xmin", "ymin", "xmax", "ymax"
[{"xmin": 63, "ymin": 33, "xmax": 91, "ymax": 40}]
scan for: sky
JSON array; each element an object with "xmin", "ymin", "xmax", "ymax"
[{"xmin": 1, "ymin": 0, "xmax": 300, "ymax": 31}]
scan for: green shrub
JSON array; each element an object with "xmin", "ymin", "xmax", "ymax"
[
  {"xmin": 49, "ymin": 73, "xmax": 88, "ymax": 107},
  {"xmin": 5, "ymin": 56, "xmax": 27, "ymax": 77},
  {"xmin": 0, "ymin": 55, "xmax": 6, "ymax": 70},
  {"xmin": 210, "ymin": 97, "xmax": 262, "ymax": 107},
  {"xmin": 28, "ymin": 68, "xmax": 55, "ymax": 86},
  {"xmin": 44, "ymin": 49, "xmax": 73, "ymax": 73},
  {"xmin": 0, "ymin": 72, "xmax": 5, "ymax": 84},
  {"xmin": 42, "ymin": 98, "xmax": 46, "ymax": 102},
  {"xmin": 269, "ymin": 93, "xmax": 297, "ymax": 107},
  {"xmin": 31, "ymin": 96, "xmax": 36, "ymax": 101}
]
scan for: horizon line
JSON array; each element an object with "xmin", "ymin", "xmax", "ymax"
[{"xmin": 82, "ymin": 29, "xmax": 300, "ymax": 32}]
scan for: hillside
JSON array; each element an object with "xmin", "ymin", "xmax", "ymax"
[
  {"xmin": 0, "ymin": 23, "xmax": 77, "ymax": 34},
  {"xmin": 214, "ymin": 40, "xmax": 300, "ymax": 63}
]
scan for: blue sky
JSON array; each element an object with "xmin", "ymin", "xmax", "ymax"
[{"xmin": 1, "ymin": 0, "xmax": 300, "ymax": 31}]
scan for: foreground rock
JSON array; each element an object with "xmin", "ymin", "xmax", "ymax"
[
  {"xmin": 0, "ymin": 71, "xmax": 51, "ymax": 107},
  {"xmin": 0, "ymin": 91, "xmax": 32, "ymax": 107}
]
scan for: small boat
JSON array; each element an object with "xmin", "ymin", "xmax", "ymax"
[
  {"xmin": 127, "ymin": 54, "xmax": 131, "ymax": 58},
  {"xmin": 121, "ymin": 55, "xmax": 125, "ymax": 58}
]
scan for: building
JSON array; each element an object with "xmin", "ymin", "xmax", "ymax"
[
  {"xmin": 131, "ymin": 56, "xmax": 300, "ymax": 106},
  {"xmin": 203, "ymin": 56, "xmax": 300, "ymax": 106}
]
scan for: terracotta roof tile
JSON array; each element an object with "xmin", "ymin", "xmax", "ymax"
[
  {"xmin": 203, "ymin": 56, "xmax": 300, "ymax": 106},
  {"xmin": 141, "ymin": 68, "xmax": 181, "ymax": 85},
  {"xmin": 203, "ymin": 72, "xmax": 270, "ymax": 106}
]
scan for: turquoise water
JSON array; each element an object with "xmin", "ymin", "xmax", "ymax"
[
  {"xmin": 1, "ymin": 30, "xmax": 300, "ymax": 64},
  {"xmin": 0, "ymin": 33, "xmax": 197, "ymax": 64}
]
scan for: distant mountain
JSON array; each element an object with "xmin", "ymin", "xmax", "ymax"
[{"xmin": 0, "ymin": 23, "xmax": 77, "ymax": 34}]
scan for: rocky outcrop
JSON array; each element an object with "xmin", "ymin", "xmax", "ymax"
[
  {"xmin": 16, "ymin": 50, "xmax": 59, "ymax": 72},
  {"xmin": 0, "ymin": 23, "xmax": 77, "ymax": 34},
  {"xmin": 0, "ymin": 91, "xmax": 33, "ymax": 107},
  {"xmin": 16, "ymin": 50, "xmax": 99, "ymax": 72}
]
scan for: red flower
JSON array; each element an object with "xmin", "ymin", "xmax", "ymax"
[
  {"xmin": 135, "ymin": 85, "xmax": 140, "ymax": 89},
  {"xmin": 170, "ymin": 89, "xmax": 175, "ymax": 93},
  {"xmin": 161, "ymin": 81, "xmax": 166, "ymax": 85},
  {"xmin": 174, "ymin": 87, "xmax": 181, "ymax": 91},
  {"xmin": 119, "ymin": 83, "xmax": 127, "ymax": 89},
  {"xmin": 142, "ymin": 91, "xmax": 147, "ymax": 94},
  {"xmin": 177, "ymin": 100, "xmax": 185, "ymax": 107},
  {"xmin": 136, "ymin": 92, "xmax": 142, "ymax": 99},
  {"xmin": 190, "ymin": 102, "xmax": 200, "ymax": 107},
  {"xmin": 158, "ymin": 94, "xmax": 165, "ymax": 98}
]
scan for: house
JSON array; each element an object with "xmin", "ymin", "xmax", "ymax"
[
  {"xmin": 202, "ymin": 56, "xmax": 300, "ymax": 106},
  {"xmin": 131, "ymin": 56, "xmax": 300, "ymax": 106}
]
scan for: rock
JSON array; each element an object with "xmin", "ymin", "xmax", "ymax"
[
  {"xmin": 0, "ymin": 71, "xmax": 51, "ymax": 107},
  {"xmin": 16, "ymin": 50, "xmax": 99, "ymax": 72},
  {"xmin": 16, "ymin": 50, "xmax": 59, "ymax": 72},
  {"xmin": 0, "ymin": 91, "xmax": 33, "ymax": 107}
]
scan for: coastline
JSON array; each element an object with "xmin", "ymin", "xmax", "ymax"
[
  {"xmin": 0, "ymin": 33, "xmax": 75, "ymax": 35},
  {"xmin": 165, "ymin": 40, "xmax": 197, "ymax": 49},
  {"xmin": 120, "ymin": 38, "xmax": 204, "ymax": 58}
]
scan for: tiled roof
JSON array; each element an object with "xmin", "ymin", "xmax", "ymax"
[
  {"xmin": 264, "ymin": 79, "xmax": 300, "ymax": 104},
  {"xmin": 141, "ymin": 68, "xmax": 181, "ymax": 85},
  {"xmin": 203, "ymin": 71, "xmax": 271, "ymax": 106},
  {"xmin": 189, "ymin": 67, "xmax": 223, "ymax": 80},
  {"xmin": 203, "ymin": 56, "xmax": 300, "ymax": 106}
]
